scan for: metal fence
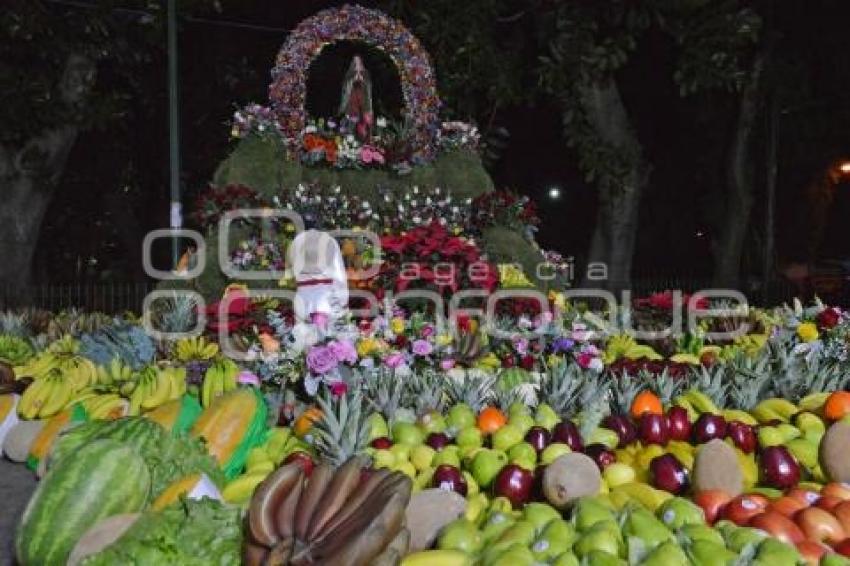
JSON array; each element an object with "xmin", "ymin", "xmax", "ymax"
[{"xmin": 0, "ymin": 282, "xmax": 157, "ymax": 314}]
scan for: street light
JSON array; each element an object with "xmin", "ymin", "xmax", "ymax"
[
  {"xmin": 838, "ymin": 161, "xmax": 850, "ymax": 174},
  {"xmin": 548, "ymin": 186, "xmax": 562, "ymax": 200}
]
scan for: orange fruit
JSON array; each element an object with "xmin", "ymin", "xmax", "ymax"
[
  {"xmin": 824, "ymin": 391, "xmax": 850, "ymax": 421},
  {"xmin": 294, "ymin": 406, "xmax": 323, "ymax": 438},
  {"xmin": 477, "ymin": 406, "xmax": 507, "ymax": 434},
  {"xmin": 630, "ymin": 390, "xmax": 663, "ymax": 420}
]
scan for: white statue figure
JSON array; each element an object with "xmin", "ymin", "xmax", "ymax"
[{"xmin": 288, "ymin": 229, "xmax": 349, "ymax": 327}]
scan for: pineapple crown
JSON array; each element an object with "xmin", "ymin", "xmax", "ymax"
[{"xmin": 312, "ymin": 388, "xmax": 370, "ymax": 468}]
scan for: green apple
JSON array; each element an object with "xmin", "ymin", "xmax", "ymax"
[
  {"xmin": 509, "ymin": 413, "xmax": 535, "ymax": 436},
  {"xmin": 532, "ymin": 519, "xmax": 577, "ymax": 561},
  {"xmin": 602, "ymin": 463, "xmax": 635, "ymax": 488},
  {"xmin": 622, "ymin": 507, "xmax": 674, "ymax": 548},
  {"xmin": 492, "ymin": 423, "xmax": 524, "ymax": 452},
  {"xmin": 482, "ymin": 511, "xmax": 516, "ymax": 543},
  {"xmin": 508, "ymin": 442, "xmax": 538, "ymax": 470},
  {"xmin": 456, "ymin": 426, "xmax": 483, "ymax": 449},
  {"xmin": 463, "ymin": 471, "xmax": 480, "ymax": 496},
  {"xmin": 433, "ymin": 449, "xmax": 461, "ymax": 468},
  {"xmin": 656, "ymin": 497, "xmax": 705, "ymax": 530},
  {"xmin": 491, "ymin": 520, "xmax": 537, "ymax": 554},
  {"xmin": 722, "ymin": 526, "xmax": 767, "ymax": 553},
  {"xmin": 393, "ymin": 460, "xmax": 417, "ymax": 478},
  {"xmin": 573, "ymin": 521, "xmax": 624, "ymax": 559},
  {"xmin": 753, "ymin": 539, "xmax": 802, "ymax": 566},
  {"xmin": 540, "ymin": 443, "xmax": 572, "ymax": 465},
  {"xmin": 688, "ymin": 540, "xmax": 738, "ymax": 566},
  {"xmin": 535, "ymin": 403, "xmax": 560, "ymax": 431},
  {"xmin": 757, "ymin": 426, "xmax": 784, "ymax": 448},
  {"xmin": 641, "ymin": 541, "xmax": 689, "ymax": 566},
  {"xmin": 410, "ymin": 444, "xmax": 436, "ymax": 471},
  {"xmin": 437, "ymin": 518, "xmax": 484, "ymax": 554},
  {"xmin": 573, "ymin": 498, "xmax": 617, "ymax": 533},
  {"xmin": 417, "ymin": 410, "xmax": 447, "ymax": 434},
  {"xmin": 821, "ymin": 555, "xmax": 850, "ymax": 566},
  {"xmin": 509, "ymin": 402, "xmax": 530, "ymax": 417},
  {"xmin": 581, "ymin": 551, "xmax": 626, "ymax": 566},
  {"xmin": 389, "ymin": 443, "xmax": 411, "ymax": 463},
  {"xmin": 372, "ymin": 449, "xmax": 395, "ymax": 469},
  {"xmin": 552, "ymin": 552, "xmax": 580, "ymax": 566},
  {"xmin": 522, "ymin": 502, "xmax": 561, "ymax": 532},
  {"xmin": 391, "ymin": 421, "xmax": 424, "ymax": 445},
  {"xmin": 414, "ymin": 467, "xmax": 436, "ymax": 490},
  {"xmin": 446, "ymin": 403, "xmax": 476, "ymax": 431},
  {"xmin": 488, "ymin": 543, "xmax": 536, "ymax": 566},
  {"xmin": 678, "ymin": 524, "xmax": 724, "ymax": 547},
  {"xmin": 366, "ymin": 412, "xmax": 389, "ymax": 440},
  {"xmin": 471, "ymin": 448, "xmax": 508, "ymax": 488}
]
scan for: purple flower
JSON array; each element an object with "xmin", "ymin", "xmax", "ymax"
[
  {"xmin": 384, "ymin": 352, "xmax": 405, "ymax": 368},
  {"xmin": 329, "ymin": 339, "xmax": 357, "ymax": 364},
  {"xmin": 514, "ymin": 338, "xmax": 529, "ymax": 356},
  {"xmin": 440, "ymin": 358, "xmax": 456, "ymax": 370},
  {"xmin": 310, "ymin": 311, "xmax": 329, "ymax": 329},
  {"xmin": 411, "ymin": 339, "xmax": 434, "ymax": 356},
  {"xmin": 551, "ymin": 338, "xmax": 575, "ymax": 354},
  {"xmin": 306, "ymin": 345, "xmax": 337, "ymax": 374},
  {"xmin": 237, "ymin": 371, "xmax": 260, "ymax": 387},
  {"xmin": 420, "ymin": 324, "xmax": 435, "ymax": 338}
]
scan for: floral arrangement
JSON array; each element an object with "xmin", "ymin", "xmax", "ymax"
[
  {"xmin": 230, "ymin": 104, "xmax": 281, "ymax": 140},
  {"xmin": 470, "ymin": 190, "xmax": 540, "ymax": 233},
  {"xmin": 374, "ymin": 221, "xmax": 498, "ymax": 296},
  {"xmin": 299, "ymin": 117, "xmax": 390, "ymax": 169},
  {"xmin": 191, "ymin": 185, "xmax": 265, "ymax": 232},
  {"xmin": 438, "ymin": 121, "xmax": 481, "ymax": 153},
  {"xmin": 268, "ymin": 4, "xmax": 441, "ymax": 162}
]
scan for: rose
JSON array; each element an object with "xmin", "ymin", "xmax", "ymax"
[
  {"xmin": 411, "ymin": 339, "xmax": 434, "ymax": 356},
  {"xmin": 329, "ymin": 381, "xmax": 348, "ymax": 397},
  {"xmin": 306, "ymin": 345, "xmax": 338, "ymax": 374},
  {"xmin": 329, "ymin": 339, "xmax": 358, "ymax": 364},
  {"xmin": 817, "ymin": 308, "xmax": 842, "ymax": 330},
  {"xmin": 520, "ymin": 354, "xmax": 535, "ymax": 370}
]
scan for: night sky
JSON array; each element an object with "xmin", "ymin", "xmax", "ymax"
[{"xmin": 33, "ymin": 0, "xmax": 850, "ymax": 285}]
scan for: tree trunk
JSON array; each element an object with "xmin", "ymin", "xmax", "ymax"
[
  {"xmin": 0, "ymin": 54, "xmax": 95, "ymax": 294},
  {"xmin": 712, "ymin": 48, "xmax": 768, "ymax": 288},
  {"xmin": 580, "ymin": 78, "xmax": 648, "ymax": 292}
]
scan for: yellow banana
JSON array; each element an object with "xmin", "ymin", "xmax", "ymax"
[
  {"xmin": 39, "ymin": 376, "xmax": 72, "ymax": 418},
  {"xmin": 721, "ymin": 409, "xmax": 758, "ymax": 426},
  {"xmin": 141, "ymin": 370, "xmax": 172, "ymax": 410},
  {"xmin": 18, "ymin": 378, "xmax": 52, "ymax": 419},
  {"xmin": 753, "ymin": 398, "xmax": 798, "ymax": 423},
  {"xmin": 672, "ymin": 396, "xmax": 699, "ymax": 422},
  {"xmin": 683, "ymin": 389, "xmax": 721, "ymax": 415},
  {"xmin": 610, "ymin": 482, "xmax": 672, "ymax": 512},
  {"xmin": 798, "ymin": 392, "xmax": 830, "ymax": 414},
  {"xmin": 401, "ymin": 550, "xmax": 473, "ymax": 566},
  {"xmin": 169, "ymin": 367, "xmax": 187, "ymax": 398}
]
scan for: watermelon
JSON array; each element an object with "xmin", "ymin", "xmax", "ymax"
[
  {"xmin": 49, "ymin": 417, "xmax": 163, "ymax": 470},
  {"xmin": 16, "ymin": 438, "xmax": 151, "ymax": 566}
]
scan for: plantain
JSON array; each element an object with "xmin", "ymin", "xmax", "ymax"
[
  {"xmin": 293, "ymin": 464, "xmax": 333, "ymax": 541},
  {"xmin": 312, "ymin": 468, "xmax": 395, "ymax": 540},
  {"xmin": 249, "ymin": 463, "xmax": 302, "ymax": 547},
  {"xmin": 274, "ymin": 472, "xmax": 304, "ymax": 540},
  {"xmin": 305, "ymin": 456, "xmax": 365, "ymax": 540},
  {"xmin": 266, "ymin": 537, "xmax": 295, "ymax": 566}
]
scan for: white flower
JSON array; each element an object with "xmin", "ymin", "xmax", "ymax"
[
  {"xmin": 377, "ymin": 116, "xmax": 387, "ymax": 128},
  {"xmin": 305, "ymin": 125, "xmax": 317, "ymax": 134}
]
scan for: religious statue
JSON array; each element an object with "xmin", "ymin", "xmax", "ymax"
[
  {"xmin": 338, "ymin": 55, "xmax": 374, "ymax": 141},
  {"xmin": 288, "ymin": 229, "xmax": 349, "ymax": 327}
]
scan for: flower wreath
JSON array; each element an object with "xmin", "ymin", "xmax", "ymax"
[{"xmin": 269, "ymin": 4, "xmax": 442, "ymax": 163}]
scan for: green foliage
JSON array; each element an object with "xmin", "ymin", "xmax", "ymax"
[{"xmin": 80, "ymin": 321, "xmax": 156, "ymax": 370}]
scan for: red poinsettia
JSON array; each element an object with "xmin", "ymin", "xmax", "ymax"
[{"xmin": 204, "ymin": 286, "xmax": 255, "ymax": 333}]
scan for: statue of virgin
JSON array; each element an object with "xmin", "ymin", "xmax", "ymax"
[{"xmin": 338, "ymin": 55, "xmax": 374, "ymax": 141}]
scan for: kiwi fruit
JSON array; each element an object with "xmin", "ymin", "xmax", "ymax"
[
  {"xmin": 820, "ymin": 421, "xmax": 850, "ymax": 482},
  {"xmin": 693, "ymin": 439, "xmax": 743, "ymax": 496},
  {"xmin": 542, "ymin": 453, "xmax": 601, "ymax": 510}
]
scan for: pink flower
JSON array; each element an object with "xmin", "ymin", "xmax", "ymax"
[
  {"xmin": 411, "ymin": 339, "xmax": 434, "ymax": 356},
  {"xmin": 237, "ymin": 371, "xmax": 260, "ymax": 387},
  {"xmin": 306, "ymin": 345, "xmax": 337, "ymax": 374},
  {"xmin": 329, "ymin": 381, "xmax": 348, "ymax": 397},
  {"xmin": 514, "ymin": 338, "xmax": 529, "ymax": 355},
  {"xmin": 359, "ymin": 145, "xmax": 385, "ymax": 164},
  {"xmin": 384, "ymin": 352, "xmax": 405, "ymax": 368},
  {"xmin": 310, "ymin": 311, "xmax": 329, "ymax": 329},
  {"xmin": 440, "ymin": 358, "xmax": 456, "ymax": 370},
  {"xmin": 420, "ymin": 324, "xmax": 435, "ymax": 338},
  {"xmin": 329, "ymin": 339, "xmax": 358, "ymax": 364}
]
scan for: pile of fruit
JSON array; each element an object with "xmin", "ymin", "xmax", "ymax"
[{"xmin": 2, "ymin": 305, "xmax": 850, "ymax": 566}]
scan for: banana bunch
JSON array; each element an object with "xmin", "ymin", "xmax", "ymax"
[
  {"xmin": 175, "ymin": 336, "xmax": 219, "ymax": 362},
  {"xmin": 76, "ymin": 392, "xmax": 129, "ymax": 420},
  {"xmin": 13, "ymin": 352, "xmax": 60, "ymax": 381},
  {"xmin": 242, "ymin": 457, "xmax": 412, "ymax": 565},
  {"xmin": 201, "ymin": 358, "xmax": 239, "ymax": 408},
  {"xmin": 129, "ymin": 365, "xmax": 188, "ymax": 415},
  {"xmin": 95, "ymin": 358, "xmax": 135, "ymax": 387},
  {"xmin": 17, "ymin": 369, "xmax": 72, "ymax": 419},
  {"xmin": 60, "ymin": 357, "xmax": 100, "ymax": 392}
]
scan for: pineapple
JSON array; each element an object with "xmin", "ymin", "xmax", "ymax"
[
  {"xmin": 575, "ymin": 372, "xmax": 610, "ymax": 442},
  {"xmin": 442, "ymin": 370, "xmax": 495, "ymax": 412},
  {"xmin": 650, "ymin": 368, "xmax": 685, "ymax": 406},
  {"xmin": 361, "ymin": 367, "xmax": 412, "ymax": 419},
  {"xmin": 688, "ymin": 363, "xmax": 729, "ymax": 409},
  {"xmin": 0, "ymin": 311, "xmax": 29, "ymax": 337},
  {"xmin": 312, "ymin": 388, "xmax": 370, "ymax": 468},
  {"xmin": 538, "ymin": 361, "xmax": 583, "ymax": 417},
  {"xmin": 608, "ymin": 371, "xmax": 644, "ymax": 415},
  {"xmin": 408, "ymin": 370, "xmax": 447, "ymax": 415},
  {"xmin": 727, "ymin": 351, "xmax": 772, "ymax": 410}
]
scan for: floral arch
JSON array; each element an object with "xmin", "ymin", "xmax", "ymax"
[{"xmin": 269, "ymin": 4, "xmax": 442, "ymax": 163}]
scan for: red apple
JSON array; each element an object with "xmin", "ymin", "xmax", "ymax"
[
  {"xmin": 834, "ymin": 538, "xmax": 850, "ymax": 558},
  {"xmin": 760, "ymin": 446, "xmax": 801, "ymax": 489},
  {"xmin": 692, "ymin": 413, "xmax": 727, "ymax": 444},
  {"xmin": 816, "ymin": 495, "xmax": 843, "ymax": 512},
  {"xmin": 823, "ymin": 483, "xmax": 850, "ymax": 501},
  {"xmin": 727, "ymin": 421, "xmax": 757, "ymax": 454},
  {"xmin": 693, "ymin": 489, "xmax": 732, "ymax": 524},
  {"xmin": 796, "ymin": 540, "xmax": 827, "ymax": 566},
  {"xmin": 602, "ymin": 415, "xmax": 637, "ymax": 448},
  {"xmin": 720, "ymin": 494, "xmax": 770, "ymax": 525},
  {"xmin": 493, "ymin": 464, "xmax": 535, "ymax": 508},
  {"xmin": 426, "ymin": 432, "xmax": 451, "ymax": 450},
  {"xmin": 432, "ymin": 464, "xmax": 468, "ymax": 496},
  {"xmin": 584, "ymin": 444, "xmax": 617, "ymax": 470},
  {"xmin": 769, "ymin": 496, "xmax": 808, "ymax": 518},
  {"xmin": 796, "ymin": 506, "xmax": 846, "ymax": 545},
  {"xmin": 640, "ymin": 413, "xmax": 670, "ymax": 446},
  {"xmin": 650, "ymin": 453, "xmax": 690, "ymax": 495},
  {"xmin": 666, "ymin": 407, "xmax": 692, "ymax": 441},
  {"xmin": 552, "ymin": 420, "xmax": 584, "ymax": 452},
  {"xmin": 524, "ymin": 426, "xmax": 552, "ymax": 455},
  {"xmin": 370, "ymin": 436, "xmax": 393, "ymax": 449},
  {"xmin": 283, "ymin": 451, "xmax": 315, "ymax": 476},
  {"xmin": 749, "ymin": 511, "xmax": 805, "ymax": 545}
]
